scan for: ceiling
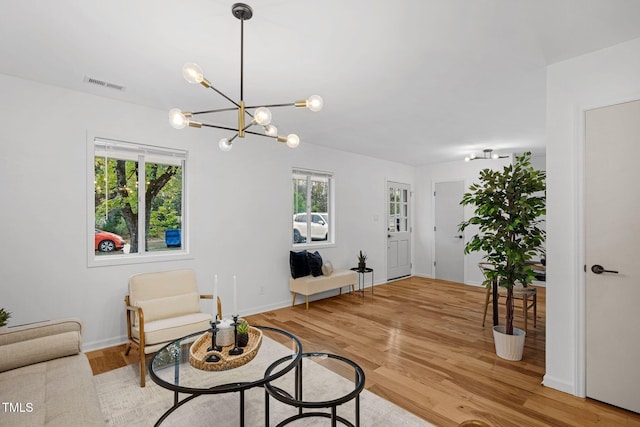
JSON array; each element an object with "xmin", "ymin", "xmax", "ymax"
[{"xmin": 3, "ymin": 0, "xmax": 640, "ymax": 165}]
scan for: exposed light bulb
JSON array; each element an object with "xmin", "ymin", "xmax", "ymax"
[
  {"xmin": 464, "ymin": 156, "xmax": 471, "ymax": 162},
  {"xmin": 469, "ymin": 153, "xmax": 477, "ymax": 160},
  {"xmin": 286, "ymin": 134, "xmax": 300, "ymax": 148},
  {"xmin": 219, "ymin": 138, "xmax": 233, "ymax": 152},
  {"xmin": 253, "ymin": 107, "xmax": 272, "ymax": 125},
  {"xmin": 264, "ymin": 124, "xmax": 278, "ymax": 137},
  {"xmin": 306, "ymin": 95, "xmax": 323, "ymax": 112},
  {"xmin": 491, "ymin": 153, "xmax": 499, "ymax": 159},
  {"xmin": 182, "ymin": 63, "xmax": 204, "ymax": 84},
  {"xmin": 169, "ymin": 108, "xmax": 188, "ymax": 129}
]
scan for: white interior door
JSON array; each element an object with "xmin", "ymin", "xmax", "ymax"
[
  {"xmin": 434, "ymin": 181, "xmax": 465, "ymax": 283},
  {"xmin": 387, "ymin": 182, "xmax": 411, "ymax": 280},
  {"xmin": 585, "ymin": 99, "xmax": 640, "ymax": 413}
]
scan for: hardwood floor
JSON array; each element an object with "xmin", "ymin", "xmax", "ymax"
[{"xmin": 88, "ymin": 277, "xmax": 640, "ymax": 427}]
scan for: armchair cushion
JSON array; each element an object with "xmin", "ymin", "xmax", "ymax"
[
  {"xmin": 131, "ymin": 312, "xmax": 211, "ymax": 348},
  {"xmin": 133, "ymin": 292, "xmax": 200, "ymax": 327}
]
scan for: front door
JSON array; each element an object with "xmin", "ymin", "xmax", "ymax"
[
  {"xmin": 434, "ymin": 181, "xmax": 465, "ymax": 283},
  {"xmin": 387, "ymin": 181, "xmax": 411, "ymax": 280},
  {"xmin": 585, "ymin": 99, "xmax": 640, "ymax": 413}
]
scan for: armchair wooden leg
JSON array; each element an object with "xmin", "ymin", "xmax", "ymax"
[
  {"xmin": 291, "ymin": 292, "xmax": 297, "ymax": 307},
  {"xmin": 124, "ymin": 342, "xmax": 132, "ymax": 356},
  {"xmin": 305, "ymin": 296, "xmax": 309, "ymax": 311},
  {"xmin": 140, "ymin": 352, "xmax": 146, "ymax": 387}
]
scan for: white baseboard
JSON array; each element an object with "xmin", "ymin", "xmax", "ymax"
[
  {"xmin": 83, "ymin": 335, "xmax": 128, "ymax": 352},
  {"xmin": 410, "ymin": 273, "xmax": 433, "ymax": 279},
  {"xmin": 542, "ymin": 374, "xmax": 577, "ymax": 396}
]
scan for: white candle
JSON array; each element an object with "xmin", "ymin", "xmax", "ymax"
[
  {"xmin": 233, "ymin": 275, "xmax": 238, "ymax": 315},
  {"xmin": 213, "ymin": 274, "xmax": 218, "ymax": 319}
]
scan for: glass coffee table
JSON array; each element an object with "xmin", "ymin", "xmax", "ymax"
[
  {"xmin": 149, "ymin": 326, "xmax": 302, "ymax": 426},
  {"xmin": 264, "ymin": 352, "xmax": 366, "ymax": 426}
]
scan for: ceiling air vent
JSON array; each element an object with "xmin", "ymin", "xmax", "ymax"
[{"xmin": 83, "ymin": 76, "xmax": 126, "ymax": 92}]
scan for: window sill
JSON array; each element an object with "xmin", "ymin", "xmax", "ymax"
[
  {"xmin": 88, "ymin": 250, "xmax": 194, "ymax": 268},
  {"xmin": 291, "ymin": 242, "xmax": 336, "ymax": 251}
]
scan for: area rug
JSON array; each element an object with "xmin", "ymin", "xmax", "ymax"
[{"xmin": 95, "ymin": 336, "xmax": 433, "ymax": 427}]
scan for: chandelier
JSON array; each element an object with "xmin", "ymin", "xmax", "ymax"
[
  {"xmin": 464, "ymin": 149, "xmax": 508, "ymax": 162},
  {"xmin": 168, "ymin": 3, "xmax": 322, "ymax": 151}
]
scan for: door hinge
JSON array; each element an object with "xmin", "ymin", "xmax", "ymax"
[
  {"xmin": 434, "ymin": 226, "xmax": 436, "ymax": 231},
  {"xmin": 584, "ymin": 264, "xmax": 586, "ymax": 272},
  {"xmin": 434, "ymin": 191, "xmax": 436, "ymax": 197},
  {"xmin": 434, "ymin": 261, "xmax": 436, "ymax": 267}
]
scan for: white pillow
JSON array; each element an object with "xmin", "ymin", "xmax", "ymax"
[
  {"xmin": 322, "ymin": 261, "xmax": 334, "ymax": 276},
  {"xmin": 134, "ymin": 292, "xmax": 200, "ymax": 326}
]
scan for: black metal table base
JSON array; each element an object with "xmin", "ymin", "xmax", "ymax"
[{"xmin": 264, "ymin": 353, "xmax": 365, "ymax": 427}]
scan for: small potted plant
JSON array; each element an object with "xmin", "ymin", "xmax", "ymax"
[
  {"xmin": 237, "ymin": 319, "xmax": 249, "ymax": 347},
  {"xmin": 357, "ymin": 250, "xmax": 367, "ymax": 270},
  {"xmin": 0, "ymin": 308, "xmax": 11, "ymax": 329}
]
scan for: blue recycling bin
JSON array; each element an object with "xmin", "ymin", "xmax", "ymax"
[{"xmin": 165, "ymin": 229, "xmax": 181, "ymax": 248}]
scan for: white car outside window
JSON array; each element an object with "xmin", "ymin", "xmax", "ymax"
[{"xmin": 293, "ymin": 213, "xmax": 328, "ymax": 243}]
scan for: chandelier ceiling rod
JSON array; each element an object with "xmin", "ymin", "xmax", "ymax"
[
  {"xmin": 464, "ymin": 148, "xmax": 509, "ymax": 162},
  {"xmin": 168, "ymin": 3, "xmax": 323, "ymax": 152}
]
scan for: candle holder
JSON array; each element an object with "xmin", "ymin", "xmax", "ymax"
[
  {"xmin": 206, "ymin": 316, "xmax": 222, "ymax": 363},
  {"xmin": 228, "ymin": 314, "xmax": 244, "ymax": 356}
]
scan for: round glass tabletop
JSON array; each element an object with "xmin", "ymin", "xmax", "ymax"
[{"xmin": 149, "ymin": 326, "xmax": 302, "ymax": 394}]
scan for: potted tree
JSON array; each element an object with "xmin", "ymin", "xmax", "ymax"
[{"xmin": 459, "ymin": 152, "xmax": 545, "ymax": 360}]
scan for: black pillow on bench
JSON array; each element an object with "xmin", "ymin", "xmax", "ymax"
[
  {"xmin": 290, "ymin": 250, "xmax": 310, "ymax": 279},
  {"xmin": 307, "ymin": 251, "xmax": 324, "ymax": 277}
]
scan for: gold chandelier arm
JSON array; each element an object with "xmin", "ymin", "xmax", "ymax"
[
  {"xmin": 201, "ymin": 123, "xmax": 242, "ymax": 132},
  {"xmin": 192, "ymin": 107, "xmax": 239, "ymax": 115},
  {"xmin": 245, "ymin": 130, "xmax": 277, "ymax": 139},
  {"xmin": 244, "ymin": 102, "xmax": 296, "ymax": 109},
  {"xmin": 205, "ymin": 84, "xmax": 242, "ymax": 109}
]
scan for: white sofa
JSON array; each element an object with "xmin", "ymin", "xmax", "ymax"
[
  {"xmin": 289, "ymin": 269, "xmax": 357, "ymax": 310},
  {"xmin": 0, "ymin": 319, "xmax": 105, "ymax": 426}
]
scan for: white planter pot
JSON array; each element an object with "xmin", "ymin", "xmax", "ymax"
[{"xmin": 492, "ymin": 325, "xmax": 526, "ymax": 361}]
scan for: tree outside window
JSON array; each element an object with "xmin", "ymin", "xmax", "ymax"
[{"xmin": 92, "ymin": 138, "xmax": 186, "ymax": 259}]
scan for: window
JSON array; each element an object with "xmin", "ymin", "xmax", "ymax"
[
  {"xmin": 89, "ymin": 137, "xmax": 187, "ymax": 265},
  {"xmin": 292, "ymin": 169, "xmax": 333, "ymax": 245}
]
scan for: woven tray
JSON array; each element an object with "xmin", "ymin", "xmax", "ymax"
[{"xmin": 189, "ymin": 326, "xmax": 263, "ymax": 371}]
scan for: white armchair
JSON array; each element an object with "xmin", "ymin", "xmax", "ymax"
[{"xmin": 124, "ymin": 269, "xmax": 212, "ymax": 386}]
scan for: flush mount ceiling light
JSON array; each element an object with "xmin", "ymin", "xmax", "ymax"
[
  {"xmin": 169, "ymin": 3, "xmax": 322, "ymax": 151},
  {"xmin": 464, "ymin": 149, "xmax": 508, "ymax": 162}
]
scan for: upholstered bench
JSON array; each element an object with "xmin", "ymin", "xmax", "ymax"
[{"xmin": 290, "ymin": 269, "xmax": 357, "ymax": 310}]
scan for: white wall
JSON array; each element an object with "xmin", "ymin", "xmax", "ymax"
[
  {"xmin": 0, "ymin": 73, "xmax": 413, "ymax": 350},
  {"xmin": 545, "ymin": 36, "xmax": 640, "ymax": 395},
  {"xmin": 414, "ymin": 156, "xmax": 513, "ymax": 285}
]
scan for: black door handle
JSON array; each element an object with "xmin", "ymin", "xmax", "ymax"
[
  {"xmin": 454, "ymin": 235, "xmax": 463, "ymax": 239},
  {"xmin": 591, "ymin": 264, "xmax": 619, "ymax": 274}
]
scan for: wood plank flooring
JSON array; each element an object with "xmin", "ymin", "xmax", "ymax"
[{"xmin": 87, "ymin": 276, "xmax": 640, "ymax": 427}]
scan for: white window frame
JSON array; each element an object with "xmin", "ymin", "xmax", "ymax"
[
  {"xmin": 87, "ymin": 135, "xmax": 191, "ymax": 267},
  {"xmin": 291, "ymin": 168, "xmax": 335, "ymax": 248}
]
